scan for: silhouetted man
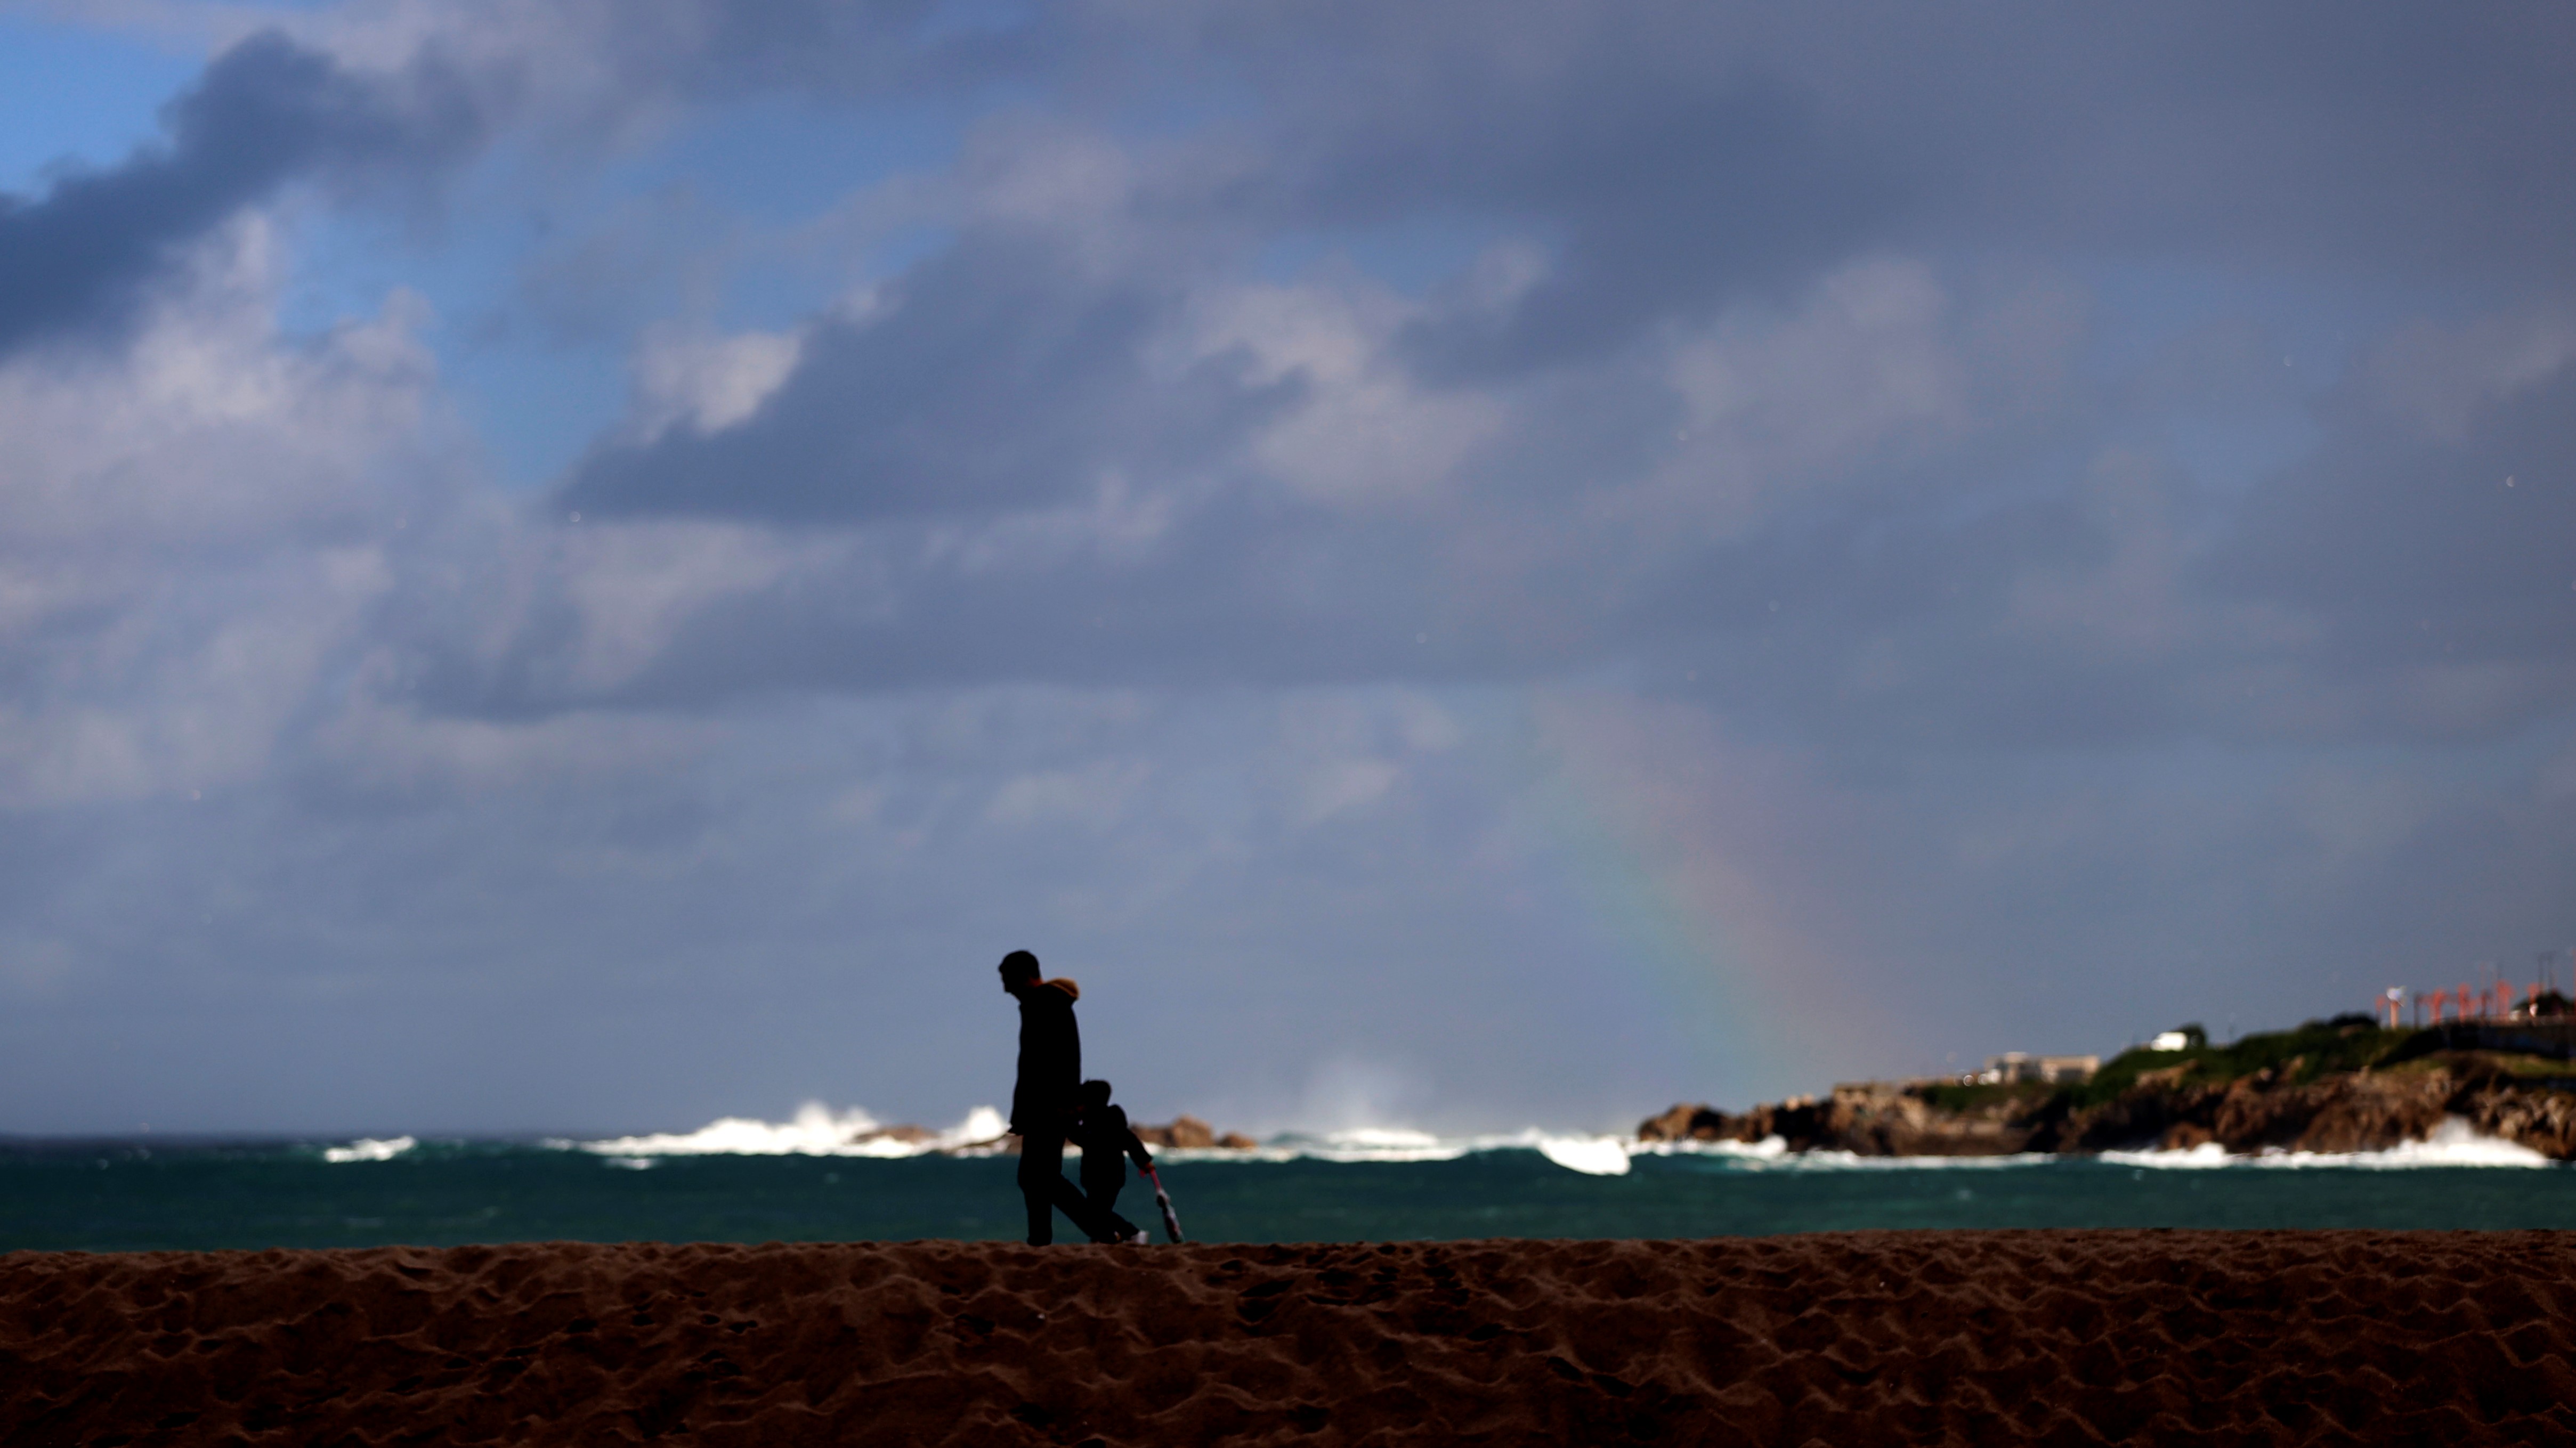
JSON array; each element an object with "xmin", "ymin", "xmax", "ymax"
[
  {"xmin": 999, "ymin": 949, "xmax": 1113, "ymax": 1244},
  {"xmin": 1072, "ymin": 1078, "xmax": 1154, "ymax": 1244}
]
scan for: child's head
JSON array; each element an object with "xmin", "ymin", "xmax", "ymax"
[{"xmin": 1080, "ymin": 1078, "xmax": 1113, "ymax": 1109}]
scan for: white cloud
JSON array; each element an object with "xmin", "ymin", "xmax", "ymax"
[
  {"xmin": 928, "ymin": 471, "xmax": 1180, "ymax": 575},
  {"xmin": 554, "ymin": 518, "xmax": 840, "ymax": 692},
  {"xmin": 1639, "ymin": 257, "xmax": 1976, "ymax": 536},
  {"xmin": 0, "ymin": 219, "xmax": 434, "ymax": 806},
  {"xmin": 2363, "ymin": 302, "xmax": 2576, "ymax": 442},
  {"xmin": 628, "ymin": 323, "xmax": 805, "ymax": 440},
  {"xmin": 984, "ymin": 759, "xmax": 1152, "ymax": 828},
  {"xmin": 1269, "ymin": 689, "xmax": 1465, "ymax": 826},
  {"xmin": 0, "ymin": 935, "xmax": 75, "ymax": 999},
  {"xmin": 0, "ymin": 219, "xmax": 428, "ymax": 558},
  {"xmin": 1184, "ymin": 276, "xmax": 1505, "ymax": 507},
  {"xmin": 1295, "ymin": 758, "xmax": 1400, "ymax": 824},
  {"xmin": 311, "ymin": 675, "xmax": 716, "ymax": 797}
]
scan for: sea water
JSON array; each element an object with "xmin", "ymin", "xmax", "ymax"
[{"xmin": 7, "ymin": 1112, "xmax": 2576, "ymax": 1252}]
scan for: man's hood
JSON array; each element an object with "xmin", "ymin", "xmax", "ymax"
[{"xmin": 1043, "ymin": 977, "xmax": 1080, "ymax": 1001}]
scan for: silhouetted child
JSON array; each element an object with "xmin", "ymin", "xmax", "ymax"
[{"xmin": 1071, "ymin": 1079, "xmax": 1155, "ymax": 1244}]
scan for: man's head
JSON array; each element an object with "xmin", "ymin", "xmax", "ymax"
[
  {"xmin": 1080, "ymin": 1079, "xmax": 1113, "ymax": 1109},
  {"xmin": 998, "ymin": 949, "xmax": 1042, "ymax": 995}
]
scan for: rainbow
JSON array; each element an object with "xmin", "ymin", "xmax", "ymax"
[{"xmin": 1520, "ymin": 687, "xmax": 1909, "ymax": 1105}]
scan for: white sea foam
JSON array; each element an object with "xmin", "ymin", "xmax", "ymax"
[
  {"xmin": 1201, "ymin": 1126, "xmax": 1461, "ymax": 1164},
  {"xmin": 322, "ymin": 1136, "xmax": 416, "ymax": 1164},
  {"xmin": 547, "ymin": 1108, "xmax": 2556, "ymax": 1173},
  {"xmin": 1161, "ymin": 1126, "xmax": 1638, "ymax": 1174},
  {"xmin": 1533, "ymin": 1135, "xmax": 1633, "ymax": 1176},
  {"xmin": 2099, "ymin": 1117, "xmax": 2551, "ymax": 1169},
  {"xmin": 1771, "ymin": 1150, "xmax": 2060, "ymax": 1170},
  {"xmin": 1634, "ymin": 1135, "xmax": 1790, "ymax": 1161},
  {"xmin": 1635, "ymin": 1136, "xmax": 2056, "ymax": 1170},
  {"xmin": 574, "ymin": 1103, "xmax": 1009, "ymax": 1159},
  {"xmin": 1622, "ymin": 1116, "xmax": 2559, "ymax": 1170},
  {"xmin": 941, "ymin": 1107, "xmax": 1014, "ymax": 1153},
  {"xmin": 2096, "ymin": 1141, "xmax": 2235, "ymax": 1170}
]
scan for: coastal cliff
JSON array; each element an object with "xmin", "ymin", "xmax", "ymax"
[{"xmin": 1640, "ymin": 1019, "xmax": 2576, "ymax": 1159}]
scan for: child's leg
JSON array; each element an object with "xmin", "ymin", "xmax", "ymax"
[{"xmin": 1083, "ymin": 1169, "xmax": 1141, "ymax": 1241}]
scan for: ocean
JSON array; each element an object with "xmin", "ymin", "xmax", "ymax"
[{"xmin": 9, "ymin": 1115, "xmax": 2576, "ymax": 1251}]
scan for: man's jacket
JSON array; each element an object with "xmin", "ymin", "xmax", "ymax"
[{"xmin": 1010, "ymin": 978, "xmax": 1082, "ymax": 1135}]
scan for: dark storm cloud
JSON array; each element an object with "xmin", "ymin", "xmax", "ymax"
[
  {"xmin": 657, "ymin": 0, "xmax": 1052, "ymax": 101},
  {"xmin": 1140, "ymin": 1, "xmax": 2576, "ymax": 380},
  {"xmin": 13, "ymin": 1, "xmax": 2576, "ymax": 1136},
  {"xmin": 555, "ymin": 0, "xmax": 2576, "ymax": 521},
  {"xmin": 1364, "ymin": 77, "xmax": 1898, "ymax": 379},
  {"xmin": 2202, "ymin": 360, "xmax": 2576, "ymax": 739},
  {"xmin": 1911, "ymin": 2, "xmax": 2576, "ymax": 276},
  {"xmin": 394, "ymin": 487, "xmax": 1556, "ymax": 721},
  {"xmin": 1194, "ymin": 0, "xmax": 2576, "ymax": 274},
  {"xmin": 544, "ymin": 1, "xmax": 2574, "ymax": 769},
  {"xmin": 562, "ymin": 233, "xmax": 1293, "ymax": 523},
  {"xmin": 444, "ymin": 1, "xmax": 2576, "ymax": 746},
  {"xmin": 0, "ymin": 30, "xmax": 485, "ymax": 357}
]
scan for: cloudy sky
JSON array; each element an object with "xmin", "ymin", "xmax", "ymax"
[{"xmin": 3, "ymin": 1, "xmax": 2572, "ymax": 1137}]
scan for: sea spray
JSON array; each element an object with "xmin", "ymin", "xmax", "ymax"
[{"xmin": 565, "ymin": 1103, "xmax": 1009, "ymax": 1159}]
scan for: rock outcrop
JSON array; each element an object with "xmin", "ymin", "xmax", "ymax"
[
  {"xmin": 2046, "ymin": 1060, "xmax": 2455, "ymax": 1154},
  {"xmin": 1130, "ymin": 1116, "xmax": 1261, "ymax": 1151},
  {"xmin": 953, "ymin": 1113, "xmax": 1260, "ymax": 1154},
  {"xmin": 1638, "ymin": 1083, "xmax": 2042, "ymax": 1156}
]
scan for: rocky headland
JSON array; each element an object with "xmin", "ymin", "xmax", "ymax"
[{"xmin": 1640, "ymin": 1018, "xmax": 2576, "ymax": 1159}]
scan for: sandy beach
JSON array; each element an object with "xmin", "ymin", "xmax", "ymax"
[{"xmin": 4, "ymin": 1231, "xmax": 2569, "ymax": 1444}]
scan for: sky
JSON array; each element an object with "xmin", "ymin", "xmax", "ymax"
[{"xmin": 3, "ymin": 1, "xmax": 2573, "ymax": 1138}]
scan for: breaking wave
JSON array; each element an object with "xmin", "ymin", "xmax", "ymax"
[
  {"xmin": 567, "ymin": 1103, "xmax": 1010, "ymax": 1159},
  {"xmin": 321, "ymin": 1136, "xmax": 416, "ymax": 1164},
  {"xmin": 1638, "ymin": 1137, "xmax": 2059, "ymax": 1170},
  {"xmin": 548, "ymin": 1110, "xmax": 1645, "ymax": 1176},
  {"xmin": 2097, "ymin": 1117, "xmax": 2551, "ymax": 1169},
  {"xmin": 317, "ymin": 1112, "xmax": 2556, "ymax": 1175},
  {"xmin": 1184, "ymin": 1128, "xmax": 1639, "ymax": 1175}
]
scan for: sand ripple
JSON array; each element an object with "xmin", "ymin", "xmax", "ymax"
[{"xmin": 4, "ymin": 1231, "xmax": 2572, "ymax": 1444}]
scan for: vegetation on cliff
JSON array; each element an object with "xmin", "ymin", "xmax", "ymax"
[{"xmin": 2056, "ymin": 1015, "xmax": 2415, "ymax": 1109}]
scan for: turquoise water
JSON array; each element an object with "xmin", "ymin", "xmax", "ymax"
[{"xmin": 7, "ymin": 1138, "xmax": 2576, "ymax": 1251}]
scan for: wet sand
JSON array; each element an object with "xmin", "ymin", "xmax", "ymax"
[{"xmin": 5, "ymin": 1231, "xmax": 2570, "ymax": 1444}]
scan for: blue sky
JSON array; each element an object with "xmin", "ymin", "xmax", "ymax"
[
  {"xmin": 0, "ymin": 17, "xmax": 199, "ymax": 191},
  {"xmin": 2, "ymin": 0, "xmax": 2573, "ymax": 1137}
]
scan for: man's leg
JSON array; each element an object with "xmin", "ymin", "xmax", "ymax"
[
  {"xmin": 1022, "ymin": 1133, "xmax": 1118, "ymax": 1243},
  {"xmin": 1047, "ymin": 1173, "xmax": 1119, "ymax": 1241},
  {"xmin": 1017, "ymin": 1133, "xmax": 1067, "ymax": 1245}
]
